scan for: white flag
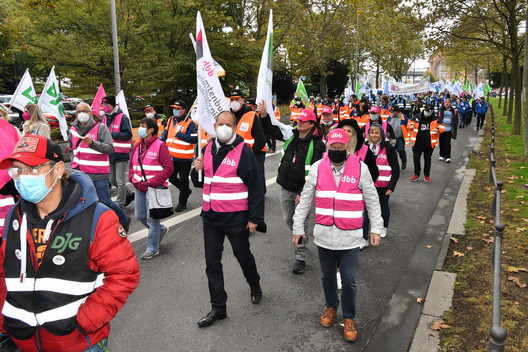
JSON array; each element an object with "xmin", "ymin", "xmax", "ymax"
[
  {"xmin": 115, "ymin": 90, "xmax": 131, "ymax": 123},
  {"xmin": 38, "ymin": 66, "xmax": 68, "ymax": 141},
  {"xmin": 256, "ymin": 10, "xmax": 277, "ymax": 125},
  {"xmin": 195, "ymin": 11, "xmax": 228, "ymax": 137},
  {"xmin": 9, "ymin": 69, "xmax": 38, "ymax": 111}
]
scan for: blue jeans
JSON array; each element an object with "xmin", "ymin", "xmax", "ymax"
[
  {"xmin": 363, "ymin": 188, "xmax": 390, "ymax": 239},
  {"xmin": 317, "ymin": 246, "xmax": 359, "ymax": 319},
  {"xmin": 93, "ymin": 179, "xmax": 128, "ymax": 226},
  {"xmin": 135, "ymin": 189, "xmax": 167, "ymax": 253},
  {"xmin": 82, "ymin": 338, "xmax": 108, "ymax": 352}
]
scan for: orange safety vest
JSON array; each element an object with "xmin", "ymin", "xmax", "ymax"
[
  {"xmin": 380, "ymin": 107, "xmax": 391, "ymax": 121},
  {"xmin": 274, "ymin": 107, "xmax": 281, "ymax": 121},
  {"xmin": 407, "ymin": 118, "xmax": 445, "ymax": 148},
  {"xmin": 316, "ymin": 103, "xmax": 324, "ymax": 117},
  {"xmin": 236, "ymin": 111, "xmax": 266, "ymax": 151},
  {"xmin": 199, "ymin": 127, "xmax": 210, "ymax": 149},
  {"xmin": 339, "ymin": 106, "xmax": 351, "ymax": 121},
  {"xmin": 352, "ymin": 114, "xmax": 370, "ymax": 130},
  {"xmin": 290, "ymin": 106, "xmax": 303, "ymax": 122},
  {"xmin": 165, "ymin": 117, "xmax": 195, "ymax": 159}
]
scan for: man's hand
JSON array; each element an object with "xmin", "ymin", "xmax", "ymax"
[
  {"xmin": 295, "ymin": 194, "xmax": 301, "ymax": 205},
  {"xmin": 370, "ymin": 233, "xmax": 381, "ymax": 246},
  {"xmin": 246, "ymin": 221, "xmax": 258, "ymax": 233},
  {"xmin": 256, "ymin": 101, "xmax": 266, "ymax": 116},
  {"xmin": 194, "ymin": 157, "xmax": 203, "ymax": 171},
  {"xmin": 385, "ymin": 189, "xmax": 393, "ymax": 196},
  {"xmin": 292, "ymin": 234, "xmax": 306, "ymax": 246},
  {"xmin": 83, "ymin": 136, "xmax": 94, "ymax": 147}
]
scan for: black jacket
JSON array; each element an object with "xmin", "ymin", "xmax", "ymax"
[{"xmin": 260, "ymin": 115, "xmax": 326, "ymax": 193}]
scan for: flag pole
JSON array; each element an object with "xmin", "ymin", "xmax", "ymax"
[{"xmin": 197, "ymin": 124, "xmax": 202, "ymax": 182}]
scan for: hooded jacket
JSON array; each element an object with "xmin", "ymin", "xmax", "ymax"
[{"xmin": 0, "ymin": 171, "xmax": 140, "ymax": 351}]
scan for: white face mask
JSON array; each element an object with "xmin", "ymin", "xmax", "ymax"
[
  {"xmin": 323, "ymin": 120, "xmax": 334, "ymax": 126},
  {"xmin": 230, "ymin": 100, "xmax": 241, "ymax": 112},
  {"xmin": 370, "ymin": 114, "xmax": 379, "ymax": 121},
  {"xmin": 216, "ymin": 125, "xmax": 233, "ymax": 141},
  {"xmin": 77, "ymin": 112, "xmax": 90, "ymax": 124},
  {"xmin": 424, "ymin": 110, "xmax": 433, "ymax": 117},
  {"xmin": 99, "ymin": 110, "xmax": 105, "ymax": 117},
  {"xmin": 146, "ymin": 112, "xmax": 155, "ymax": 119}
]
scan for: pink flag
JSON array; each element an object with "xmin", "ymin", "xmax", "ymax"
[
  {"xmin": 0, "ymin": 119, "xmax": 20, "ymax": 189},
  {"xmin": 91, "ymin": 83, "xmax": 106, "ymax": 115}
]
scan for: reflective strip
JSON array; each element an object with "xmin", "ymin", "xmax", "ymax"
[
  {"xmin": 165, "ymin": 138, "xmax": 174, "ymax": 144},
  {"xmin": 133, "ymin": 165, "xmax": 163, "ymax": 171},
  {"xmin": 74, "ymin": 147, "xmax": 103, "ymax": 155},
  {"xmin": 0, "ymin": 219, "xmax": 4, "ymax": 227},
  {"xmin": 316, "ymin": 191, "xmax": 362, "ymax": 201},
  {"xmin": 377, "ymin": 165, "xmax": 392, "ymax": 171},
  {"xmin": 316, "ymin": 190, "xmax": 336, "ymax": 198},
  {"xmin": 377, "ymin": 175, "xmax": 392, "ymax": 181},
  {"xmin": 113, "ymin": 142, "xmax": 131, "ymax": 148},
  {"xmin": 305, "ymin": 165, "xmax": 311, "ymax": 171},
  {"xmin": 73, "ymin": 159, "xmax": 110, "ymax": 167},
  {"xmin": 204, "ymin": 176, "xmax": 244, "ymax": 184},
  {"xmin": 133, "ymin": 174, "xmax": 154, "ymax": 182},
  {"xmin": 190, "ymin": 133, "xmax": 198, "ymax": 137},
  {"xmin": 170, "ymin": 140, "xmax": 191, "ymax": 146},
  {"xmin": 168, "ymin": 147, "xmax": 194, "ymax": 154},
  {"xmin": 0, "ymin": 198, "xmax": 14, "ymax": 207},
  {"xmin": 5, "ymin": 275, "xmax": 103, "ymax": 295},
  {"xmin": 3, "ymin": 297, "xmax": 87, "ymax": 326},
  {"xmin": 316, "ymin": 208, "xmax": 363, "ymax": 218},
  {"xmin": 204, "ymin": 192, "xmax": 248, "ymax": 201},
  {"xmin": 244, "ymin": 139, "xmax": 255, "ymax": 145}
]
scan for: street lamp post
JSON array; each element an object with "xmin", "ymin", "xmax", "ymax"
[{"xmin": 110, "ymin": 0, "xmax": 121, "ymax": 94}]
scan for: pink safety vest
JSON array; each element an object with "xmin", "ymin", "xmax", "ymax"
[
  {"xmin": 315, "ymin": 154, "xmax": 364, "ymax": 230},
  {"xmin": 102, "ymin": 113, "xmax": 132, "ymax": 153},
  {"xmin": 70, "ymin": 124, "xmax": 110, "ymax": 174},
  {"xmin": 364, "ymin": 120, "xmax": 388, "ymax": 137},
  {"xmin": 355, "ymin": 144, "xmax": 368, "ymax": 162},
  {"xmin": 0, "ymin": 194, "xmax": 15, "ymax": 236},
  {"xmin": 202, "ymin": 142, "xmax": 248, "ymax": 213},
  {"xmin": 374, "ymin": 147, "xmax": 392, "ymax": 188},
  {"xmin": 131, "ymin": 139, "xmax": 168, "ymax": 188}
]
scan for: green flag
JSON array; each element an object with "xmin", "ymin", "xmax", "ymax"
[
  {"xmin": 355, "ymin": 81, "xmax": 362, "ymax": 95},
  {"xmin": 484, "ymin": 84, "xmax": 491, "ymax": 95},
  {"xmin": 296, "ymin": 79, "xmax": 309, "ymax": 105}
]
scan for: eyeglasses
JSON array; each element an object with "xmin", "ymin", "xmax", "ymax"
[
  {"xmin": 7, "ymin": 163, "xmax": 53, "ymax": 178},
  {"xmin": 76, "ymin": 109, "xmax": 91, "ymax": 114}
]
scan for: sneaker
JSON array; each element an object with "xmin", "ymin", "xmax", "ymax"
[
  {"xmin": 410, "ymin": 174, "xmax": 420, "ymax": 182},
  {"xmin": 438, "ymin": 156, "xmax": 445, "ymax": 161},
  {"xmin": 159, "ymin": 227, "xmax": 168, "ymax": 244},
  {"xmin": 445, "ymin": 158, "xmax": 451, "ymax": 163},
  {"xmin": 320, "ymin": 307, "xmax": 337, "ymax": 327},
  {"xmin": 343, "ymin": 318, "xmax": 358, "ymax": 341},
  {"xmin": 337, "ymin": 271, "xmax": 342, "ymax": 290},
  {"xmin": 401, "ymin": 163, "xmax": 406, "ymax": 170},
  {"xmin": 140, "ymin": 250, "xmax": 159, "ymax": 259},
  {"xmin": 292, "ymin": 260, "xmax": 306, "ymax": 274},
  {"xmin": 424, "ymin": 176, "xmax": 431, "ymax": 183},
  {"xmin": 124, "ymin": 192, "xmax": 135, "ymax": 207},
  {"xmin": 175, "ymin": 203, "xmax": 187, "ymax": 212}
]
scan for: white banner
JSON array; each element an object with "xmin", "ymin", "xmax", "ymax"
[
  {"xmin": 195, "ymin": 11, "xmax": 227, "ymax": 137},
  {"xmin": 256, "ymin": 10, "xmax": 277, "ymax": 125},
  {"xmin": 389, "ymin": 78, "xmax": 430, "ymax": 95},
  {"xmin": 115, "ymin": 90, "xmax": 131, "ymax": 123},
  {"xmin": 9, "ymin": 69, "xmax": 38, "ymax": 111},
  {"xmin": 38, "ymin": 66, "xmax": 68, "ymax": 141}
]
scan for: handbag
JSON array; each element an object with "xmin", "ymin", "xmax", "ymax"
[{"xmin": 137, "ymin": 146, "xmax": 174, "ymax": 219}]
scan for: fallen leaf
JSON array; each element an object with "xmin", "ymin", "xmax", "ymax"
[
  {"xmin": 466, "ymin": 246, "xmax": 473, "ymax": 251},
  {"xmin": 450, "ymin": 237, "xmax": 459, "ymax": 244},
  {"xmin": 522, "ymin": 218, "xmax": 528, "ymax": 222},
  {"xmin": 417, "ymin": 298, "xmax": 425, "ymax": 304},
  {"xmin": 516, "ymin": 195, "xmax": 524, "ymax": 199},
  {"xmin": 508, "ymin": 175, "xmax": 518, "ymax": 179},
  {"xmin": 505, "ymin": 266, "xmax": 528, "ymax": 273},
  {"xmin": 508, "ymin": 276, "xmax": 527, "ymax": 288},
  {"xmin": 516, "ymin": 228, "xmax": 526, "ymax": 233},
  {"xmin": 428, "ymin": 333, "xmax": 435, "ymax": 337},
  {"xmin": 483, "ymin": 237, "xmax": 494, "ymax": 244},
  {"xmin": 426, "ymin": 245, "xmax": 433, "ymax": 249},
  {"xmin": 476, "ymin": 215, "xmax": 487, "ymax": 220},
  {"xmin": 508, "ymin": 181, "xmax": 514, "ymax": 184},
  {"xmin": 512, "ymin": 209, "xmax": 520, "ymax": 212},
  {"xmin": 431, "ymin": 321, "xmax": 451, "ymax": 330},
  {"xmin": 519, "ymin": 166, "xmax": 526, "ymax": 169},
  {"xmin": 501, "ymin": 190, "xmax": 507, "ymax": 194},
  {"xmin": 453, "ymin": 251, "xmax": 465, "ymax": 257}
]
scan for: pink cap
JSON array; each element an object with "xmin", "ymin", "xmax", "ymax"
[
  {"xmin": 370, "ymin": 106, "xmax": 381, "ymax": 114},
  {"xmin": 322, "ymin": 107, "xmax": 333, "ymax": 115},
  {"xmin": 327, "ymin": 129, "xmax": 349, "ymax": 145},
  {"xmin": 298, "ymin": 109, "xmax": 317, "ymax": 122}
]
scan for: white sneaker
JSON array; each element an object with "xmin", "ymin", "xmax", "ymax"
[
  {"xmin": 445, "ymin": 158, "xmax": 451, "ymax": 163},
  {"xmin": 337, "ymin": 271, "xmax": 342, "ymax": 290},
  {"xmin": 438, "ymin": 157, "xmax": 445, "ymax": 161}
]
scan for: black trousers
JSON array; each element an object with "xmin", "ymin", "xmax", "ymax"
[
  {"xmin": 477, "ymin": 114, "xmax": 486, "ymax": 130},
  {"xmin": 203, "ymin": 222, "xmax": 260, "ymax": 311},
  {"xmin": 438, "ymin": 130, "xmax": 452, "ymax": 159},
  {"xmin": 169, "ymin": 160, "xmax": 192, "ymax": 205},
  {"xmin": 413, "ymin": 145, "xmax": 433, "ymax": 177}
]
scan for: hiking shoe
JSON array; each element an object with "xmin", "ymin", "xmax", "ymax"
[
  {"xmin": 401, "ymin": 163, "xmax": 406, "ymax": 170},
  {"xmin": 438, "ymin": 156, "xmax": 445, "ymax": 161},
  {"xmin": 410, "ymin": 174, "xmax": 420, "ymax": 182},
  {"xmin": 175, "ymin": 203, "xmax": 187, "ymax": 212},
  {"xmin": 124, "ymin": 192, "xmax": 135, "ymax": 207},
  {"xmin": 140, "ymin": 250, "xmax": 159, "ymax": 260},
  {"xmin": 159, "ymin": 227, "xmax": 168, "ymax": 244},
  {"xmin": 292, "ymin": 260, "xmax": 306, "ymax": 274},
  {"xmin": 320, "ymin": 307, "xmax": 337, "ymax": 327},
  {"xmin": 424, "ymin": 176, "xmax": 431, "ymax": 183},
  {"xmin": 445, "ymin": 158, "xmax": 451, "ymax": 163},
  {"xmin": 343, "ymin": 318, "xmax": 358, "ymax": 341}
]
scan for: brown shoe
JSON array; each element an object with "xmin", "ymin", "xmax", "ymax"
[
  {"xmin": 343, "ymin": 318, "xmax": 357, "ymax": 341},
  {"xmin": 320, "ymin": 307, "xmax": 337, "ymax": 327}
]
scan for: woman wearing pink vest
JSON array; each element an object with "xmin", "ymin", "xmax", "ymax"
[
  {"xmin": 292, "ymin": 129, "xmax": 383, "ymax": 342},
  {"xmin": 363, "ymin": 124, "xmax": 400, "ymax": 240},
  {"xmin": 129, "ymin": 118, "xmax": 173, "ymax": 260}
]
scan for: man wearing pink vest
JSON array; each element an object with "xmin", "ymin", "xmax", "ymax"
[
  {"xmin": 194, "ymin": 111, "xmax": 264, "ymax": 328},
  {"xmin": 101, "ymin": 95, "xmax": 134, "ymax": 208},
  {"xmin": 292, "ymin": 129, "xmax": 383, "ymax": 342},
  {"xmin": 69, "ymin": 103, "xmax": 130, "ymax": 231}
]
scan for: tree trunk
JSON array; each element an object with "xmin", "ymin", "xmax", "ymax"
[
  {"xmin": 507, "ymin": 64, "xmax": 514, "ymax": 124},
  {"xmin": 523, "ymin": 4, "xmax": 528, "ymax": 158},
  {"xmin": 503, "ymin": 63, "xmax": 509, "ymax": 117},
  {"xmin": 498, "ymin": 57, "xmax": 506, "ymax": 108},
  {"xmin": 375, "ymin": 61, "xmax": 380, "ymax": 89},
  {"xmin": 512, "ymin": 57, "xmax": 522, "ymax": 134}
]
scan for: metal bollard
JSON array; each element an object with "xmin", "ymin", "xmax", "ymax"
[{"xmin": 489, "ymin": 222, "xmax": 506, "ymax": 352}]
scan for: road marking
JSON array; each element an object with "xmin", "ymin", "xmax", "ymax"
[{"xmin": 128, "ymin": 175, "xmax": 278, "ymax": 243}]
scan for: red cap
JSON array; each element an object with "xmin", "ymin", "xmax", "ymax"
[
  {"xmin": 327, "ymin": 129, "xmax": 349, "ymax": 145},
  {"xmin": 0, "ymin": 135, "xmax": 64, "ymax": 169},
  {"xmin": 370, "ymin": 106, "xmax": 381, "ymax": 114},
  {"xmin": 298, "ymin": 109, "xmax": 316, "ymax": 122},
  {"xmin": 322, "ymin": 107, "xmax": 333, "ymax": 115}
]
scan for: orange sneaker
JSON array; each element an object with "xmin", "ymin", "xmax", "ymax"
[
  {"xmin": 343, "ymin": 318, "xmax": 357, "ymax": 341},
  {"xmin": 424, "ymin": 176, "xmax": 431, "ymax": 183},
  {"xmin": 320, "ymin": 307, "xmax": 337, "ymax": 327},
  {"xmin": 410, "ymin": 174, "xmax": 420, "ymax": 182}
]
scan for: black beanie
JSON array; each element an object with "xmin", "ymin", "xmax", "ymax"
[{"xmin": 102, "ymin": 95, "xmax": 116, "ymax": 107}]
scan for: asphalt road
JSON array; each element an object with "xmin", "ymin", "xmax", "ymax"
[{"xmin": 93, "ymin": 125, "xmax": 476, "ymax": 352}]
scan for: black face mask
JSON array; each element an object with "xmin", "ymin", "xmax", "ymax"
[{"xmin": 328, "ymin": 149, "xmax": 347, "ymax": 164}]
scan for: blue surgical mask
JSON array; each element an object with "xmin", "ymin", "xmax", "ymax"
[
  {"xmin": 138, "ymin": 127, "xmax": 148, "ymax": 139},
  {"xmin": 14, "ymin": 165, "xmax": 58, "ymax": 204},
  {"xmin": 173, "ymin": 109, "xmax": 181, "ymax": 117}
]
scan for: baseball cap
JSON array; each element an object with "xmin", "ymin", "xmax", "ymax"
[
  {"xmin": 144, "ymin": 104, "xmax": 155, "ymax": 111},
  {"xmin": 0, "ymin": 135, "xmax": 64, "ymax": 169},
  {"xmin": 370, "ymin": 106, "xmax": 381, "ymax": 114},
  {"xmin": 327, "ymin": 129, "xmax": 349, "ymax": 145},
  {"xmin": 424, "ymin": 103, "xmax": 435, "ymax": 112},
  {"xmin": 322, "ymin": 107, "xmax": 333, "ymax": 115},
  {"xmin": 229, "ymin": 89, "xmax": 243, "ymax": 99},
  {"xmin": 170, "ymin": 100, "xmax": 187, "ymax": 110},
  {"xmin": 297, "ymin": 109, "xmax": 316, "ymax": 122}
]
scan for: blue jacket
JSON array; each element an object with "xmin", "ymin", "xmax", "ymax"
[
  {"xmin": 475, "ymin": 101, "xmax": 488, "ymax": 115},
  {"xmin": 458, "ymin": 101, "xmax": 470, "ymax": 114}
]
